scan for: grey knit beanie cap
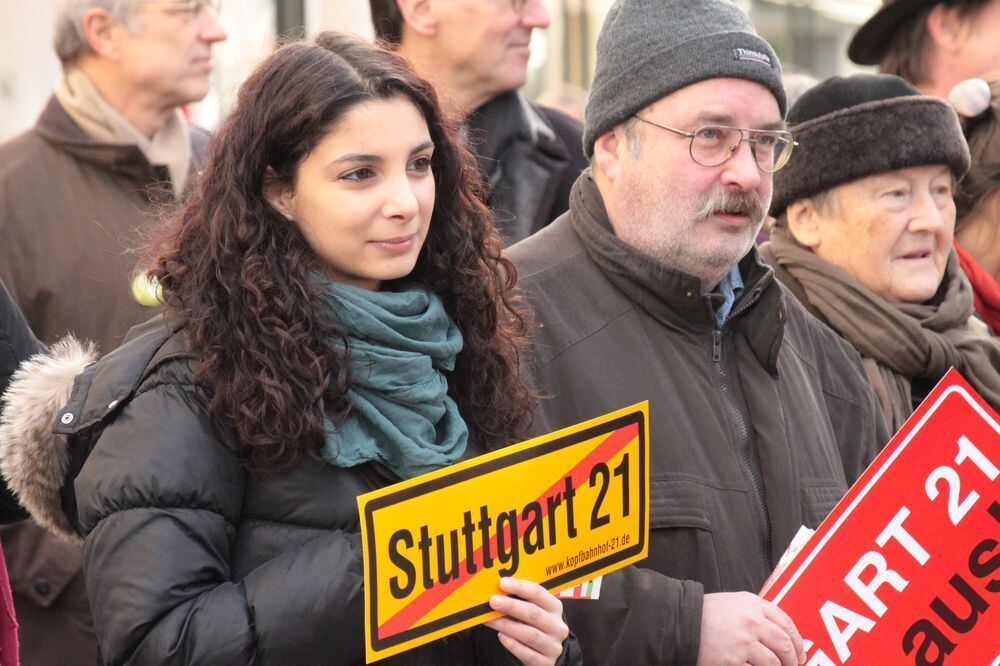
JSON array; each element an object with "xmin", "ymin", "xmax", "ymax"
[{"xmin": 583, "ymin": 0, "xmax": 787, "ymax": 157}]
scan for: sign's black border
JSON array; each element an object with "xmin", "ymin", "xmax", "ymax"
[{"xmin": 364, "ymin": 409, "xmax": 648, "ymax": 653}]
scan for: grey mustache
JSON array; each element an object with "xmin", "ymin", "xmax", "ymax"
[{"xmin": 696, "ymin": 190, "xmax": 765, "ymax": 221}]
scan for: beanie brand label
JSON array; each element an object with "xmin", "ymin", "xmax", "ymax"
[{"xmin": 733, "ymin": 48, "xmax": 773, "ymax": 68}]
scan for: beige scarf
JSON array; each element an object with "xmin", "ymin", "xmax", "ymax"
[
  {"xmin": 54, "ymin": 67, "xmax": 191, "ymax": 196},
  {"xmin": 767, "ymin": 230, "xmax": 1000, "ymax": 431}
]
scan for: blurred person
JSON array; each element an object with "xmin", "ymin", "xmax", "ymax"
[
  {"xmin": 848, "ymin": 0, "xmax": 1000, "ymax": 100},
  {"xmin": 0, "ymin": 1, "xmax": 225, "ymax": 663},
  {"xmin": 0, "ymin": 281, "xmax": 42, "ymax": 525},
  {"xmin": 949, "ymin": 74, "xmax": 1000, "ymax": 332},
  {"xmin": 0, "ymin": 34, "xmax": 581, "ymax": 665},
  {"xmin": 782, "ymin": 71, "xmax": 820, "ymax": 111},
  {"xmin": 535, "ymin": 84, "xmax": 587, "ymax": 124},
  {"xmin": 507, "ymin": 1, "xmax": 887, "ymax": 663},
  {"xmin": 764, "ymin": 74, "xmax": 1000, "ymax": 432},
  {"xmin": 0, "ymin": 279, "xmax": 45, "ymax": 666},
  {"xmin": 366, "ymin": 0, "xmax": 588, "ymax": 244}
]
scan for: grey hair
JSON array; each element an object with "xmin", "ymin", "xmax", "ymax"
[
  {"xmin": 807, "ymin": 187, "xmax": 841, "ymax": 219},
  {"xmin": 588, "ymin": 116, "xmax": 643, "ymax": 169},
  {"xmin": 622, "ymin": 116, "xmax": 643, "ymax": 156},
  {"xmin": 53, "ymin": 0, "xmax": 144, "ymax": 65}
]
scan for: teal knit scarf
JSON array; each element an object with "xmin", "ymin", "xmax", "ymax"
[{"xmin": 317, "ymin": 281, "xmax": 468, "ymax": 480}]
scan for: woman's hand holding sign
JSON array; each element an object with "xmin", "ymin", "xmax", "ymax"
[{"xmin": 486, "ymin": 577, "xmax": 569, "ymax": 666}]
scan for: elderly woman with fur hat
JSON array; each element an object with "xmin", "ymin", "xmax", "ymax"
[{"xmin": 761, "ymin": 73, "xmax": 1000, "ymax": 431}]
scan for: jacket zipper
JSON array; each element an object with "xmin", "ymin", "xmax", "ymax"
[{"xmin": 711, "ymin": 325, "xmax": 773, "ymax": 569}]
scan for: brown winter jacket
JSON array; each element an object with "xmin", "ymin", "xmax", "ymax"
[
  {"xmin": 0, "ymin": 95, "xmax": 209, "ymax": 353},
  {"xmin": 506, "ymin": 174, "xmax": 889, "ymax": 665},
  {"xmin": 0, "ymin": 95, "xmax": 209, "ymax": 666}
]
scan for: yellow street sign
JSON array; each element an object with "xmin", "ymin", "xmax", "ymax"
[{"xmin": 358, "ymin": 402, "xmax": 650, "ymax": 662}]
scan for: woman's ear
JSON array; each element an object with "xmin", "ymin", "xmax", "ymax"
[
  {"xmin": 263, "ymin": 168, "xmax": 295, "ymax": 221},
  {"xmin": 926, "ymin": 3, "xmax": 968, "ymax": 55},
  {"xmin": 786, "ymin": 198, "xmax": 822, "ymax": 250}
]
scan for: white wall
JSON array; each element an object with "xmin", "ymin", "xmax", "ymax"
[
  {"xmin": 0, "ymin": 0, "xmax": 61, "ymax": 140},
  {"xmin": 194, "ymin": 0, "xmax": 277, "ymax": 128},
  {"xmin": 308, "ymin": 0, "xmax": 372, "ymax": 40}
]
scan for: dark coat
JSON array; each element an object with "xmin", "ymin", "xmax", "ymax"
[
  {"xmin": 506, "ymin": 174, "xmax": 889, "ymax": 665},
  {"xmin": 0, "ymin": 280, "xmax": 42, "ymax": 522},
  {"xmin": 0, "ymin": 95, "xmax": 209, "ymax": 354},
  {"xmin": 467, "ymin": 91, "xmax": 587, "ymax": 245},
  {"xmin": 0, "ymin": 278, "xmax": 44, "ymax": 666},
  {"xmin": 0, "ymin": 317, "xmax": 581, "ymax": 665},
  {"xmin": 0, "ymin": 95, "xmax": 209, "ymax": 666}
]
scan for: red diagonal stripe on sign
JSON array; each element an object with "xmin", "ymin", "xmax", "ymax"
[{"xmin": 377, "ymin": 421, "xmax": 639, "ymax": 640}]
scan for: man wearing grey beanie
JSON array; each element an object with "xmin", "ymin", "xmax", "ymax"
[{"xmin": 507, "ymin": 1, "xmax": 888, "ymax": 663}]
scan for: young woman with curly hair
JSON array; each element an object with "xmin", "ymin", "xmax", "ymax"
[{"xmin": 0, "ymin": 34, "xmax": 580, "ymax": 665}]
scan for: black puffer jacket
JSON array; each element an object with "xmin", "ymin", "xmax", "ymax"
[{"xmin": 0, "ymin": 316, "xmax": 581, "ymax": 665}]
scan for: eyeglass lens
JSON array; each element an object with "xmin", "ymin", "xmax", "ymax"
[
  {"xmin": 148, "ymin": 0, "xmax": 221, "ymax": 13},
  {"xmin": 690, "ymin": 126, "xmax": 793, "ymax": 173},
  {"xmin": 195, "ymin": 0, "xmax": 222, "ymax": 12}
]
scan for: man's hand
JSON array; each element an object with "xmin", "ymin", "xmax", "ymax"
[
  {"xmin": 485, "ymin": 577, "xmax": 569, "ymax": 666},
  {"xmin": 697, "ymin": 591, "xmax": 805, "ymax": 666}
]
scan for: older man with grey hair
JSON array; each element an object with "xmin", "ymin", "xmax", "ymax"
[
  {"xmin": 0, "ymin": 1, "xmax": 224, "ymax": 662},
  {"xmin": 366, "ymin": 0, "xmax": 587, "ymax": 244}
]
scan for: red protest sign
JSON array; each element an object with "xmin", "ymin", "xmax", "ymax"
[{"xmin": 760, "ymin": 369, "xmax": 999, "ymax": 665}]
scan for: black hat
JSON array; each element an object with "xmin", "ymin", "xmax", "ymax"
[
  {"xmin": 848, "ymin": 0, "xmax": 938, "ymax": 66},
  {"xmin": 771, "ymin": 74, "xmax": 970, "ymax": 217}
]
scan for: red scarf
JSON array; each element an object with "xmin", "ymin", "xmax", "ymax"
[{"xmin": 955, "ymin": 241, "xmax": 1000, "ymax": 334}]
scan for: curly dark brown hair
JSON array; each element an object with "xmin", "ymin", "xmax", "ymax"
[{"xmin": 147, "ymin": 33, "xmax": 533, "ymax": 473}]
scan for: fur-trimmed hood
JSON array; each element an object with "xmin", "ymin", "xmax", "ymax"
[{"xmin": 0, "ymin": 337, "xmax": 96, "ymax": 543}]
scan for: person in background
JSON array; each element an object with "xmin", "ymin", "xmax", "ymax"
[
  {"xmin": 366, "ymin": 0, "xmax": 588, "ymax": 244},
  {"xmin": 535, "ymin": 84, "xmax": 587, "ymax": 125},
  {"xmin": 848, "ymin": 0, "xmax": 1000, "ymax": 100},
  {"xmin": 948, "ymin": 73, "xmax": 1000, "ymax": 333},
  {"xmin": 0, "ymin": 34, "xmax": 580, "ymax": 665},
  {"xmin": 0, "ymin": 281, "xmax": 41, "ymax": 525},
  {"xmin": 0, "ymin": 1, "xmax": 225, "ymax": 662},
  {"xmin": 782, "ymin": 71, "xmax": 820, "ymax": 108},
  {"xmin": 763, "ymin": 74, "xmax": 1000, "ymax": 432},
  {"xmin": 0, "ymin": 280, "xmax": 44, "ymax": 666},
  {"xmin": 507, "ymin": 1, "xmax": 887, "ymax": 663}
]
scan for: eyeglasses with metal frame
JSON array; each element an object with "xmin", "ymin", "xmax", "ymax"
[
  {"xmin": 632, "ymin": 116, "xmax": 798, "ymax": 173},
  {"xmin": 136, "ymin": 0, "xmax": 221, "ymax": 15}
]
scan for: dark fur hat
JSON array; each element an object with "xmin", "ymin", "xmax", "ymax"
[{"xmin": 770, "ymin": 74, "xmax": 970, "ymax": 217}]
